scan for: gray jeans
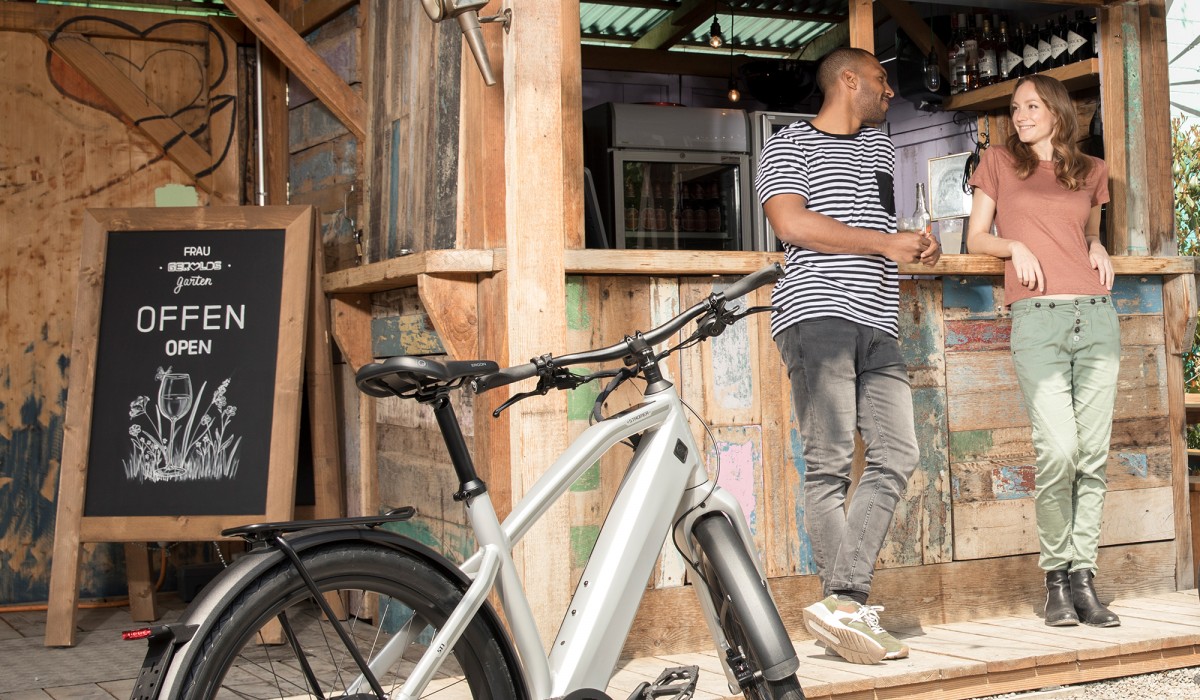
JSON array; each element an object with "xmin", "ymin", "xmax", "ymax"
[{"xmin": 775, "ymin": 318, "xmax": 919, "ymax": 598}]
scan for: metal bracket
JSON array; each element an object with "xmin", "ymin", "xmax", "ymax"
[{"xmin": 479, "ymin": 7, "xmax": 512, "ymax": 32}]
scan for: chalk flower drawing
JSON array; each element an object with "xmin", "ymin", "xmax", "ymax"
[{"xmin": 124, "ymin": 367, "xmax": 242, "ymax": 482}]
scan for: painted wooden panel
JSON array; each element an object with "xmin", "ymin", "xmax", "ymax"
[
  {"xmin": 1112, "ymin": 275, "xmax": 1164, "ymax": 315},
  {"xmin": 943, "ymin": 276, "xmax": 1004, "ymax": 320},
  {"xmin": 951, "ymin": 445, "xmax": 1172, "ymax": 504},
  {"xmin": 0, "ymin": 29, "xmax": 225, "ymax": 603},
  {"xmin": 370, "ymin": 314, "xmax": 445, "ymax": 356},
  {"xmin": 952, "ymin": 486, "xmax": 1176, "ymax": 560},
  {"xmin": 950, "ymin": 416, "xmax": 1171, "ymax": 466},
  {"xmin": 898, "ymin": 280, "xmax": 946, "ymax": 390},
  {"xmin": 678, "ymin": 277, "xmax": 762, "ymax": 428},
  {"xmin": 878, "ymin": 386, "xmax": 952, "ymax": 567}
]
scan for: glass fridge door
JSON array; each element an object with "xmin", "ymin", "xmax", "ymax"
[{"xmin": 613, "ymin": 150, "xmax": 750, "ymax": 251}]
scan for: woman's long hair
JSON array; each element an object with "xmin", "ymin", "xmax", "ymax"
[{"xmin": 1006, "ymin": 74, "xmax": 1093, "ymax": 191}]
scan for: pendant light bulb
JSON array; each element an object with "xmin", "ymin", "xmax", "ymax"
[
  {"xmin": 923, "ymin": 50, "xmax": 941, "ymax": 91},
  {"xmin": 708, "ymin": 18, "xmax": 724, "ymax": 48},
  {"xmin": 727, "ymin": 84, "xmax": 741, "ymax": 102}
]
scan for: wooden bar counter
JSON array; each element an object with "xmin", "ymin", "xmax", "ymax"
[{"xmin": 324, "ymin": 253, "xmax": 1199, "ymax": 657}]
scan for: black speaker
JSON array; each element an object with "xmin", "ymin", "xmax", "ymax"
[{"xmin": 895, "ymin": 16, "xmax": 951, "ymax": 110}]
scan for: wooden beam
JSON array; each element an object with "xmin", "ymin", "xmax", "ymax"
[
  {"xmin": 877, "ymin": 0, "xmax": 949, "ymax": 79},
  {"xmin": 503, "ymin": 0, "xmax": 574, "ymax": 647},
  {"xmin": 417, "ymin": 273, "xmax": 479, "ymax": 361},
  {"xmin": 847, "ymin": 0, "xmax": 874, "ymax": 53},
  {"xmin": 1099, "ymin": 4, "xmax": 1131, "ymax": 255},
  {"xmin": 1139, "ymin": 0, "xmax": 1175, "ymax": 257},
  {"xmin": 1165, "ymin": 273, "xmax": 1199, "ymax": 589},
  {"xmin": 2, "ymin": 2, "xmax": 212, "ymax": 42},
  {"xmin": 631, "ymin": 0, "xmax": 713, "ymax": 51},
  {"xmin": 582, "ymin": 43, "xmax": 750, "ymax": 78},
  {"xmin": 41, "ymin": 32, "xmax": 229, "ymax": 201},
  {"xmin": 208, "ymin": 19, "xmax": 243, "ymax": 204},
  {"xmin": 222, "ymin": 0, "xmax": 366, "ymax": 141},
  {"xmin": 282, "ymin": 0, "xmax": 357, "ymax": 35}
]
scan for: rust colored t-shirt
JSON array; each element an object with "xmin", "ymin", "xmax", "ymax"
[{"xmin": 968, "ymin": 146, "xmax": 1110, "ymax": 305}]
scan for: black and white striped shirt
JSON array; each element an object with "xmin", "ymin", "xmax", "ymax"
[{"xmin": 755, "ymin": 120, "xmax": 900, "ymax": 338}]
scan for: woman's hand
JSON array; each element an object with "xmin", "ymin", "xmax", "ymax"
[
  {"xmin": 1089, "ymin": 239, "xmax": 1114, "ymax": 290},
  {"xmin": 1009, "ymin": 241, "xmax": 1045, "ymax": 293}
]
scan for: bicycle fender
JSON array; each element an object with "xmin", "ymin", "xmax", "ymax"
[
  {"xmin": 687, "ymin": 508, "xmax": 799, "ymax": 682},
  {"xmin": 148, "ymin": 526, "xmax": 525, "ymax": 700}
]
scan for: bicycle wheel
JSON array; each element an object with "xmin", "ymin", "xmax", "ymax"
[
  {"xmin": 695, "ymin": 520, "xmax": 805, "ymax": 700},
  {"xmin": 176, "ymin": 543, "xmax": 521, "ymax": 700}
]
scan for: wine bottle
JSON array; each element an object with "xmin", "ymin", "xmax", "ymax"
[
  {"xmin": 978, "ymin": 20, "xmax": 998, "ymax": 86},
  {"xmin": 1022, "ymin": 23, "xmax": 1040, "ymax": 75}
]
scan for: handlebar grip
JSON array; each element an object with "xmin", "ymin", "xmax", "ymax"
[
  {"xmin": 721, "ymin": 262, "xmax": 784, "ymax": 303},
  {"xmin": 473, "ymin": 362, "xmax": 538, "ymax": 393}
]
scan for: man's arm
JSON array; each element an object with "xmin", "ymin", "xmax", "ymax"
[{"xmin": 763, "ymin": 193, "xmax": 929, "ymax": 263}]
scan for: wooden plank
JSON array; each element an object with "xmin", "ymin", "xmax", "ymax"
[
  {"xmin": 630, "ymin": 0, "xmax": 713, "ymax": 51},
  {"xmin": 1, "ymin": 2, "xmax": 214, "ymax": 42},
  {"xmin": 306, "ymin": 234, "xmax": 345, "ymax": 523},
  {"xmin": 123, "ymin": 543, "xmax": 159, "ymax": 622},
  {"xmin": 222, "ymin": 0, "xmax": 366, "ymax": 141},
  {"xmin": 876, "ymin": 0, "xmax": 948, "ymax": 81},
  {"xmin": 417, "ymin": 273, "xmax": 478, "ymax": 361},
  {"xmin": 322, "ymin": 252, "xmax": 1197, "ymax": 294},
  {"xmin": 791, "ymin": 21, "xmax": 848, "ymax": 61},
  {"xmin": 1099, "ymin": 4, "xmax": 1132, "ymax": 254},
  {"xmin": 206, "ymin": 20, "xmax": 242, "ymax": 204},
  {"xmin": 41, "ymin": 33, "xmax": 220, "ymax": 197},
  {"xmin": 846, "ymin": 0, "xmax": 873, "ymax": 52},
  {"xmin": 942, "ymin": 59, "xmax": 1100, "ymax": 112},
  {"xmin": 283, "ymin": 0, "xmax": 357, "ymax": 35},
  {"xmin": 1138, "ymin": 0, "xmax": 1174, "ymax": 257},
  {"xmin": 951, "ymin": 486, "xmax": 1175, "ymax": 560},
  {"xmin": 951, "ymin": 445, "xmax": 1172, "ymax": 504},
  {"xmin": 1164, "ymin": 274, "xmax": 1198, "ymax": 589}
]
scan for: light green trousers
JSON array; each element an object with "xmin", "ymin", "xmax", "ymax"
[{"xmin": 1009, "ymin": 295, "xmax": 1121, "ymax": 573}]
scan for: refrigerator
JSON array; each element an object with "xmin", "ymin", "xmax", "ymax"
[
  {"xmin": 749, "ymin": 110, "xmax": 816, "ymax": 252},
  {"xmin": 583, "ymin": 103, "xmax": 753, "ymax": 251}
]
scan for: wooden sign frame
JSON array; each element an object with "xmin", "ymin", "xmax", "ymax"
[{"xmin": 47, "ymin": 206, "xmax": 316, "ymax": 646}]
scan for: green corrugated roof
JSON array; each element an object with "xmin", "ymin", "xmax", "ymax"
[{"xmin": 581, "ymin": 1, "xmax": 845, "ymax": 57}]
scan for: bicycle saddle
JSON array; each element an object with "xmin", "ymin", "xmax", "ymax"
[{"xmin": 356, "ymin": 356, "xmax": 499, "ymax": 398}]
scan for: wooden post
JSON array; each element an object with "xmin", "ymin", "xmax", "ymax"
[
  {"xmin": 501, "ymin": 0, "xmax": 577, "ymax": 643},
  {"xmin": 1165, "ymin": 272, "xmax": 1199, "ymax": 589},
  {"xmin": 1099, "ymin": 3, "xmax": 1131, "ymax": 254},
  {"xmin": 1137, "ymin": 0, "xmax": 1174, "ymax": 257},
  {"xmin": 847, "ymin": 0, "xmax": 874, "ymax": 53}
]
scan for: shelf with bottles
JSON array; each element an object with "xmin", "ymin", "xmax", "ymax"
[
  {"xmin": 936, "ymin": 7, "xmax": 1099, "ymax": 112},
  {"xmin": 943, "ymin": 58, "xmax": 1098, "ymax": 112}
]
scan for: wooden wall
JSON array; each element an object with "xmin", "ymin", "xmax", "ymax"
[
  {"xmin": 365, "ymin": 269, "xmax": 1183, "ymax": 656},
  {"xmin": 0, "ymin": 22, "xmax": 230, "ymax": 602}
]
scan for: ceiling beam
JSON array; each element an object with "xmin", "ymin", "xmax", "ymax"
[
  {"xmin": 790, "ymin": 21, "xmax": 848, "ymax": 60},
  {"xmin": 582, "ymin": 43, "xmax": 752, "ymax": 77},
  {"xmin": 631, "ymin": 0, "xmax": 714, "ymax": 51},
  {"xmin": 877, "ymin": 0, "xmax": 949, "ymax": 79},
  {"xmin": 222, "ymin": 0, "xmax": 366, "ymax": 141}
]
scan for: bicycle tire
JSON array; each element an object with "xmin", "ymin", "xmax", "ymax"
[
  {"xmin": 175, "ymin": 543, "xmax": 521, "ymax": 700},
  {"xmin": 696, "ymin": 523, "xmax": 805, "ymax": 700}
]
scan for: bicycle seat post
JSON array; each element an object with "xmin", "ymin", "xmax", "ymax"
[{"xmin": 430, "ymin": 393, "xmax": 487, "ymax": 503}]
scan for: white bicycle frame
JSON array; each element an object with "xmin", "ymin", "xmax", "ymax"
[{"xmin": 377, "ymin": 380, "xmax": 764, "ymax": 700}]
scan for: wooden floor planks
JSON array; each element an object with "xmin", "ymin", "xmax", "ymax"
[{"xmin": 608, "ymin": 588, "xmax": 1200, "ymax": 699}]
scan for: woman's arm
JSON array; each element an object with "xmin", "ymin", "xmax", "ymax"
[
  {"xmin": 964, "ymin": 188, "xmax": 1045, "ymax": 293},
  {"xmin": 1085, "ymin": 204, "xmax": 1113, "ymax": 289}
]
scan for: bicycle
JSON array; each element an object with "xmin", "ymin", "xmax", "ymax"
[{"xmin": 126, "ymin": 262, "xmax": 804, "ymax": 700}]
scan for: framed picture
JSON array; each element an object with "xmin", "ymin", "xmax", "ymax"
[{"xmin": 928, "ymin": 152, "xmax": 974, "ymax": 220}]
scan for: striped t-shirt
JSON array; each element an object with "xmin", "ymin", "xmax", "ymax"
[{"xmin": 755, "ymin": 120, "xmax": 900, "ymax": 338}]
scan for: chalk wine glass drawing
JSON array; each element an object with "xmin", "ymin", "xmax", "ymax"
[{"xmin": 126, "ymin": 367, "xmax": 242, "ymax": 482}]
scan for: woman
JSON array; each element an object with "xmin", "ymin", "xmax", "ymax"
[{"xmin": 966, "ymin": 74, "xmax": 1120, "ymax": 628}]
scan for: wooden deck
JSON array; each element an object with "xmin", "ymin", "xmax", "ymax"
[
  {"xmin": 2, "ymin": 590, "xmax": 1198, "ymax": 700},
  {"xmin": 615, "ymin": 589, "xmax": 1200, "ymax": 699}
]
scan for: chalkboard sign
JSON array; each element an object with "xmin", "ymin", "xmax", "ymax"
[{"xmin": 57, "ymin": 206, "xmax": 314, "ymax": 542}]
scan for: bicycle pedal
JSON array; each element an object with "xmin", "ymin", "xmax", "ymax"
[{"xmin": 625, "ymin": 665, "xmax": 699, "ymax": 700}]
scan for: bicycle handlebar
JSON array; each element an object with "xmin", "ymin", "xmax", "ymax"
[{"xmin": 472, "ymin": 263, "xmax": 783, "ymax": 394}]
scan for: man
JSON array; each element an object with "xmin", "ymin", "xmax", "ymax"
[{"xmin": 755, "ymin": 48, "xmax": 940, "ymax": 664}]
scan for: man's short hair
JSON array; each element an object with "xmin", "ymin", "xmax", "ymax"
[{"xmin": 816, "ymin": 47, "xmax": 878, "ymax": 93}]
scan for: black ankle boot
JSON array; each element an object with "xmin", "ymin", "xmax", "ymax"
[
  {"xmin": 1069, "ymin": 569, "xmax": 1120, "ymax": 627},
  {"xmin": 1044, "ymin": 569, "xmax": 1079, "ymax": 626}
]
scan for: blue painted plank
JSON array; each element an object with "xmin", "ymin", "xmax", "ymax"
[
  {"xmin": 1111, "ymin": 276, "xmax": 1164, "ymax": 315},
  {"xmin": 943, "ymin": 276, "xmax": 997, "ymax": 318}
]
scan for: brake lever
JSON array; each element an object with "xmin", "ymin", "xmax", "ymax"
[{"xmin": 492, "ymin": 387, "xmax": 544, "ymax": 417}]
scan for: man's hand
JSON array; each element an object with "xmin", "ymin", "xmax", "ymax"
[
  {"xmin": 920, "ymin": 233, "xmax": 941, "ymax": 266},
  {"xmin": 884, "ymin": 232, "xmax": 932, "ymax": 264}
]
